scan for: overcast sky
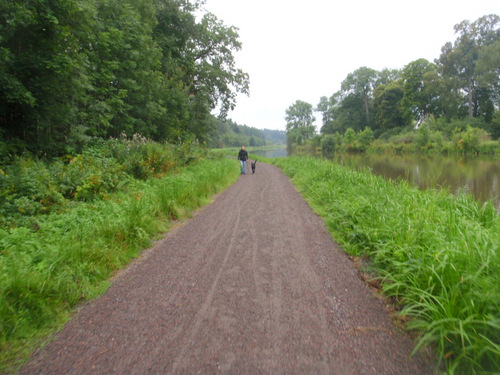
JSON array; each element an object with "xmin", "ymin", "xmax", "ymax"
[{"xmin": 202, "ymin": 0, "xmax": 499, "ymax": 131}]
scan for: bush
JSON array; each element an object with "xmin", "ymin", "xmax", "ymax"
[
  {"xmin": 357, "ymin": 127, "xmax": 374, "ymax": 149},
  {"xmin": 344, "ymin": 128, "xmax": 356, "ymax": 144},
  {"xmin": 375, "ymin": 125, "xmax": 413, "ymax": 140},
  {"xmin": 389, "ymin": 131, "xmax": 416, "ymax": 145},
  {"xmin": 452, "ymin": 125, "xmax": 489, "ymax": 154},
  {"xmin": 477, "ymin": 140, "xmax": 499, "ymax": 154},
  {"xmin": 321, "ymin": 134, "xmax": 337, "ymax": 155},
  {"xmin": 487, "ymin": 112, "xmax": 500, "ymax": 139},
  {"xmin": 439, "ymin": 118, "xmax": 487, "ymax": 139},
  {"xmin": 415, "ymin": 122, "xmax": 445, "ymax": 153},
  {"xmin": 0, "ymin": 137, "xmax": 208, "ymax": 229}
]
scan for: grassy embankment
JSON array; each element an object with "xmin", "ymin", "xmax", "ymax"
[
  {"xmin": 0, "ymin": 139, "xmax": 239, "ymax": 373},
  {"xmin": 272, "ymin": 156, "xmax": 499, "ymax": 375}
]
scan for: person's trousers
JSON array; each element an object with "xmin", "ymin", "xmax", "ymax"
[{"xmin": 240, "ymin": 160, "xmax": 247, "ymax": 174}]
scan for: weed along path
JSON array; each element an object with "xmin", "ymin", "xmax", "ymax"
[{"xmin": 21, "ymin": 162, "xmax": 436, "ymax": 374}]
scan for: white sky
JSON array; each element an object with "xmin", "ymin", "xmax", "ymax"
[{"xmin": 202, "ymin": 0, "xmax": 499, "ymax": 131}]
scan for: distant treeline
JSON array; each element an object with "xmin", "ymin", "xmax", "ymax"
[
  {"xmin": 0, "ymin": 0, "xmax": 249, "ymax": 157},
  {"xmin": 207, "ymin": 119, "xmax": 286, "ymax": 148},
  {"xmin": 286, "ymin": 14, "xmax": 500, "ymax": 154}
]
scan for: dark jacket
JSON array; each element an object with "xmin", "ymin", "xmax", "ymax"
[{"xmin": 238, "ymin": 149, "xmax": 248, "ymax": 161}]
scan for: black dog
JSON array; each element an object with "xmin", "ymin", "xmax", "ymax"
[{"xmin": 251, "ymin": 160, "xmax": 257, "ymax": 174}]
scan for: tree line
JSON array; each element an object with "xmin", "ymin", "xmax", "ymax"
[
  {"xmin": 286, "ymin": 14, "xmax": 500, "ymax": 151},
  {"xmin": 0, "ymin": 0, "xmax": 249, "ymax": 156},
  {"xmin": 206, "ymin": 118, "xmax": 286, "ymax": 148}
]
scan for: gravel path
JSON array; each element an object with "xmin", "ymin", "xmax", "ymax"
[{"xmin": 21, "ymin": 161, "xmax": 437, "ymax": 374}]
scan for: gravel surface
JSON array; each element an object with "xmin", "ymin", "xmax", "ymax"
[{"xmin": 21, "ymin": 161, "xmax": 437, "ymax": 374}]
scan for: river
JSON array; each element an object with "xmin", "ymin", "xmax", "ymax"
[{"xmin": 252, "ymin": 148, "xmax": 500, "ymax": 212}]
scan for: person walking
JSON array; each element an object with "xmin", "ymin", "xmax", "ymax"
[{"xmin": 237, "ymin": 146, "xmax": 248, "ymax": 174}]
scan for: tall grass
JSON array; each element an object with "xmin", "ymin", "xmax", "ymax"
[
  {"xmin": 273, "ymin": 156, "xmax": 500, "ymax": 374},
  {"xmin": 0, "ymin": 155, "xmax": 239, "ymax": 372},
  {"xmin": 0, "ymin": 135, "xmax": 209, "ymax": 229}
]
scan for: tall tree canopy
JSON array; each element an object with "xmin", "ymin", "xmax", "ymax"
[
  {"xmin": 0, "ymin": 0, "xmax": 249, "ymax": 155},
  {"xmin": 317, "ymin": 95, "xmax": 338, "ymax": 134},
  {"xmin": 340, "ymin": 66, "xmax": 378, "ymax": 128},
  {"xmin": 437, "ymin": 14, "xmax": 500, "ymax": 119},
  {"xmin": 400, "ymin": 59, "xmax": 440, "ymax": 124},
  {"xmin": 373, "ymin": 80, "xmax": 411, "ymax": 133},
  {"xmin": 285, "ymin": 100, "xmax": 315, "ymax": 134},
  {"xmin": 285, "ymin": 100, "xmax": 316, "ymax": 146}
]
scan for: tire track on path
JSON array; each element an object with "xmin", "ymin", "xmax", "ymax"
[
  {"xmin": 20, "ymin": 162, "xmax": 437, "ymax": 374},
  {"xmin": 169, "ymin": 193, "xmax": 242, "ymax": 373}
]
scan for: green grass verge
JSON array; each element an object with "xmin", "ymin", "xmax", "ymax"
[
  {"xmin": 272, "ymin": 156, "xmax": 500, "ymax": 375},
  {"xmin": 0, "ymin": 156, "xmax": 239, "ymax": 373}
]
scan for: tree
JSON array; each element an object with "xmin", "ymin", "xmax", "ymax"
[
  {"xmin": 285, "ymin": 100, "xmax": 316, "ymax": 139},
  {"xmin": 191, "ymin": 13, "xmax": 249, "ymax": 117},
  {"xmin": 373, "ymin": 81, "xmax": 411, "ymax": 133},
  {"xmin": 0, "ymin": 0, "xmax": 94, "ymax": 154},
  {"xmin": 81, "ymin": 0, "xmax": 164, "ymax": 140},
  {"xmin": 0, "ymin": 0, "xmax": 250, "ymax": 155},
  {"xmin": 401, "ymin": 59, "xmax": 441, "ymax": 124},
  {"xmin": 317, "ymin": 90, "xmax": 367, "ymax": 135},
  {"xmin": 262, "ymin": 128, "xmax": 286, "ymax": 144},
  {"xmin": 376, "ymin": 68, "xmax": 401, "ymax": 86},
  {"xmin": 437, "ymin": 14, "xmax": 500, "ymax": 119},
  {"xmin": 153, "ymin": 4, "xmax": 250, "ymax": 140},
  {"xmin": 205, "ymin": 118, "xmax": 266, "ymax": 148},
  {"xmin": 476, "ymin": 38, "xmax": 500, "ymax": 105},
  {"xmin": 317, "ymin": 94, "xmax": 339, "ymax": 134},
  {"xmin": 335, "ymin": 93, "xmax": 366, "ymax": 133},
  {"xmin": 340, "ymin": 66, "xmax": 378, "ymax": 127}
]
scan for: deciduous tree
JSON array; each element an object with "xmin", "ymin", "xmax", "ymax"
[
  {"xmin": 340, "ymin": 66, "xmax": 378, "ymax": 127},
  {"xmin": 401, "ymin": 59, "xmax": 441, "ymax": 124},
  {"xmin": 373, "ymin": 81, "xmax": 411, "ymax": 133},
  {"xmin": 437, "ymin": 14, "xmax": 500, "ymax": 119},
  {"xmin": 317, "ymin": 94, "xmax": 339, "ymax": 134},
  {"xmin": 0, "ymin": 0, "xmax": 249, "ymax": 155},
  {"xmin": 285, "ymin": 100, "xmax": 316, "ymax": 140}
]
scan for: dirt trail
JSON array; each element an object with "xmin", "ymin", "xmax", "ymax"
[{"xmin": 21, "ymin": 161, "xmax": 436, "ymax": 374}]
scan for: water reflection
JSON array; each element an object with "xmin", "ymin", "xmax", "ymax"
[{"xmin": 330, "ymin": 154, "xmax": 500, "ymax": 212}]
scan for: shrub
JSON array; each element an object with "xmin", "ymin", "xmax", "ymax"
[
  {"xmin": 452, "ymin": 125, "xmax": 489, "ymax": 154},
  {"xmin": 344, "ymin": 128, "xmax": 356, "ymax": 144},
  {"xmin": 0, "ymin": 137, "xmax": 208, "ymax": 229},
  {"xmin": 478, "ymin": 140, "xmax": 499, "ymax": 154},
  {"xmin": 321, "ymin": 134, "xmax": 337, "ymax": 155},
  {"xmin": 357, "ymin": 127, "xmax": 374, "ymax": 149},
  {"xmin": 389, "ymin": 131, "xmax": 416, "ymax": 145}
]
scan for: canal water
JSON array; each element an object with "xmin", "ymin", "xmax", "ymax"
[
  {"xmin": 330, "ymin": 154, "xmax": 500, "ymax": 212},
  {"xmin": 252, "ymin": 148, "xmax": 500, "ymax": 212}
]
